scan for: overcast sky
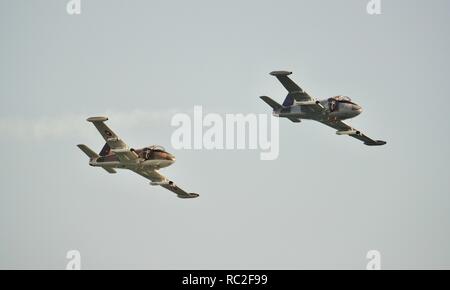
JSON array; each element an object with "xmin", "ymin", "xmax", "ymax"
[{"xmin": 1, "ymin": 0, "xmax": 449, "ymax": 269}]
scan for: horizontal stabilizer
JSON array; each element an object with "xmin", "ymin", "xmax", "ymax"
[
  {"xmin": 77, "ymin": 144, "xmax": 99, "ymax": 159},
  {"xmin": 260, "ymin": 96, "xmax": 283, "ymax": 110}
]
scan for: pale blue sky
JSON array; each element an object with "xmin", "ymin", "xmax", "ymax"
[{"xmin": 1, "ymin": 0, "xmax": 449, "ymax": 269}]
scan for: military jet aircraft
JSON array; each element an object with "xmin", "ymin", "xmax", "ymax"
[
  {"xmin": 260, "ymin": 71, "xmax": 386, "ymax": 146},
  {"xmin": 77, "ymin": 116, "xmax": 199, "ymax": 199}
]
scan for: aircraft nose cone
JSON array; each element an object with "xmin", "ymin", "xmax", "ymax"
[{"xmin": 352, "ymin": 104, "xmax": 363, "ymax": 114}]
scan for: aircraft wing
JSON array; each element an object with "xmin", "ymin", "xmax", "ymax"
[
  {"xmin": 133, "ymin": 168, "xmax": 199, "ymax": 199},
  {"xmin": 320, "ymin": 120, "xmax": 387, "ymax": 146},
  {"xmin": 87, "ymin": 116, "xmax": 139, "ymax": 163},
  {"xmin": 270, "ymin": 71, "xmax": 314, "ymax": 102},
  {"xmin": 270, "ymin": 71, "xmax": 326, "ymax": 114}
]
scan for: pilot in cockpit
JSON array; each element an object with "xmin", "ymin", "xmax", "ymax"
[{"xmin": 329, "ymin": 97, "xmax": 337, "ymax": 112}]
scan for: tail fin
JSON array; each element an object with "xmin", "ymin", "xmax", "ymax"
[
  {"xmin": 77, "ymin": 144, "xmax": 99, "ymax": 160},
  {"xmin": 78, "ymin": 144, "xmax": 117, "ymax": 173},
  {"xmin": 282, "ymin": 94, "xmax": 295, "ymax": 107},
  {"xmin": 260, "ymin": 96, "xmax": 283, "ymax": 110},
  {"xmin": 99, "ymin": 143, "xmax": 111, "ymax": 156}
]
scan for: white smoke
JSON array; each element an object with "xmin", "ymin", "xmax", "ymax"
[{"xmin": 0, "ymin": 109, "xmax": 180, "ymax": 141}]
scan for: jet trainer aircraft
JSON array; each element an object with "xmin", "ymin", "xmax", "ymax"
[
  {"xmin": 77, "ymin": 117, "xmax": 199, "ymax": 199},
  {"xmin": 260, "ymin": 71, "xmax": 386, "ymax": 146}
]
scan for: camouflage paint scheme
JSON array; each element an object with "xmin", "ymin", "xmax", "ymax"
[
  {"xmin": 260, "ymin": 71, "xmax": 386, "ymax": 146},
  {"xmin": 77, "ymin": 117, "xmax": 198, "ymax": 199}
]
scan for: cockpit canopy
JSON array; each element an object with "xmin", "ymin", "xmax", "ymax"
[
  {"xmin": 144, "ymin": 145, "xmax": 166, "ymax": 152},
  {"xmin": 141, "ymin": 145, "xmax": 174, "ymax": 161},
  {"xmin": 330, "ymin": 95, "xmax": 357, "ymax": 105},
  {"xmin": 332, "ymin": 95, "xmax": 352, "ymax": 102}
]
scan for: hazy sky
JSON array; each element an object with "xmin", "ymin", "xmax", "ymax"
[{"xmin": 1, "ymin": 0, "xmax": 450, "ymax": 269}]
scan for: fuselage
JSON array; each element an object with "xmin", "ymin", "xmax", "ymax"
[
  {"xmin": 90, "ymin": 146, "xmax": 175, "ymax": 170},
  {"xmin": 273, "ymin": 96, "xmax": 363, "ymax": 121}
]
